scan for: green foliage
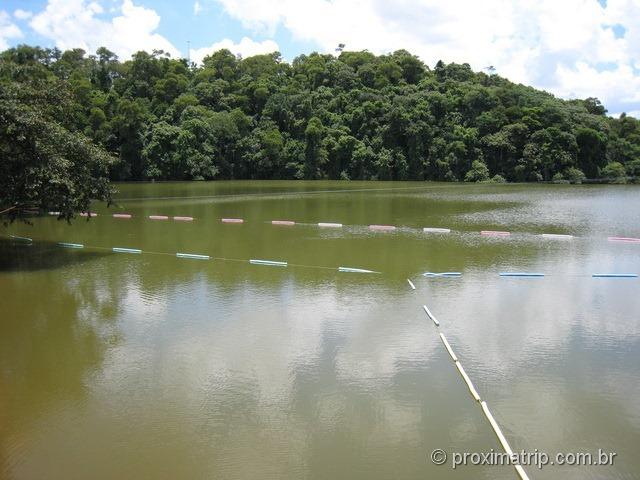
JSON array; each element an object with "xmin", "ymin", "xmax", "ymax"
[
  {"xmin": 576, "ymin": 127, "xmax": 606, "ymax": 178},
  {"xmin": 0, "ymin": 58, "xmax": 115, "ymax": 222},
  {"xmin": 601, "ymin": 161, "xmax": 627, "ymax": 183},
  {"xmin": 464, "ymin": 160, "xmax": 490, "ymax": 182},
  {"xmin": 2, "ymin": 43, "xmax": 640, "ymax": 188},
  {"xmin": 564, "ymin": 167, "xmax": 586, "ymax": 184},
  {"xmin": 304, "ymin": 116, "xmax": 325, "ymax": 179},
  {"xmin": 626, "ymin": 159, "xmax": 640, "ymax": 177}
]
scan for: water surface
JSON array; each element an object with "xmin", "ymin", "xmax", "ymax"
[{"xmin": 2, "ymin": 181, "xmax": 639, "ymax": 479}]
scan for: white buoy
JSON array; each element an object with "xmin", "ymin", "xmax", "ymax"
[
  {"xmin": 112, "ymin": 247, "xmax": 142, "ymax": 254},
  {"xmin": 80, "ymin": 212, "xmax": 98, "ymax": 217},
  {"xmin": 407, "ymin": 279, "xmax": 416, "ymax": 290},
  {"xmin": 173, "ymin": 216, "xmax": 194, "ymax": 221},
  {"xmin": 58, "ymin": 242, "xmax": 84, "ymax": 249},
  {"xmin": 48, "ymin": 211, "xmax": 60, "ymax": 216},
  {"xmin": 369, "ymin": 224, "xmax": 396, "ymax": 231},
  {"xmin": 250, "ymin": 259, "xmax": 287, "ymax": 267},
  {"xmin": 222, "ymin": 218, "xmax": 244, "ymax": 223},
  {"xmin": 481, "ymin": 230, "xmax": 510, "ymax": 237},
  {"xmin": 422, "ymin": 304, "xmax": 435, "ymax": 320},
  {"xmin": 541, "ymin": 233, "xmax": 573, "ymax": 240},
  {"xmin": 338, "ymin": 266, "xmax": 375, "ymax": 273},
  {"xmin": 514, "ymin": 465, "xmax": 531, "ymax": 480},
  {"xmin": 480, "ymin": 401, "xmax": 514, "ymax": 457},
  {"xmin": 439, "ymin": 333, "xmax": 457, "ymax": 362},
  {"xmin": 272, "ymin": 220, "xmax": 295, "ymax": 226},
  {"xmin": 423, "ymin": 305, "xmax": 439, "ymax": 326},
  {"xmin": 423, "ymin": 272, "xmax": 462, "ymax": 277},
  {"xmin": 176, "ymin": 253, "xmax": 209, "ymax": 260},
  {"xmin": 455, "ymin": 361, "xmax": 481, "ymax": 402},
  {"xmin": 149, "ymin": 215, "xmax": 168, "ymax": 220},
  {"xmin": 113, "ymin": 213, "xmax": 132, "ymax": 219},
  {"xmin": 9, "ymin": 235, "xmax": 33, "ymax": 242},
  {"xmin": 423, "ymin": 227, "xmax": 451, "ymax": 233},
  {"xmin": 318, "ymin": 222, "xmax": 342, "ymax": 228}
]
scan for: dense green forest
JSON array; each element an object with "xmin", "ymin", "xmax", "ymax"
[{"xmin": 2, "ymin": 44, "xmax": 640, "ymax": 193}]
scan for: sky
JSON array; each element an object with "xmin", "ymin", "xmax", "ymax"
[{"xmin": 1, "ymin": 0, "xmax": 639, "ymax": 117}]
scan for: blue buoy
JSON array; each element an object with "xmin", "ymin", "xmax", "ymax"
[{"xmin": 592, "ymin": 273, "xmax": 638, "ymax": 278}]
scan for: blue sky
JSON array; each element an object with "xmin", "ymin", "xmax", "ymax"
[
  {"xmin": 1, "ymin": 0, "xmax": 639, "ymax": 117},
  {"xmin": 0, "ymin": 0, "xmax": 317, "ymax": 62}
]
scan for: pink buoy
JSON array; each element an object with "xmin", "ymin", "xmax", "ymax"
[
  {"xmin": 149, "ymin": 215, "xmax": 169, "ymax": 220},
  {"xmin": 80, "ymin": 212, "xmax": 98, "ymax": 217},
  {"xmin": 272, "ymin": 220, "xmax": 295, "ymax": 226},
  {"xmin": 608, "ymin": 236, "xmax": 640, "ymax": 243},
  {"xmin": 222, "ymin": 218, "xmax": 244, "ymax": 223},
  {"xmin": 113, "ymin": 213, "xmax": 132, "ymax": 219},
  {"xmin": 369, "ymin": 225, "xmax": 396, "ymax": 231},
  {"xmin": 481, "ymin": 230, "xmax": 510, "ymax": 237},
  {"xmin": 173, "ymin": 216, "xmax": 194, "ymax": 221}
]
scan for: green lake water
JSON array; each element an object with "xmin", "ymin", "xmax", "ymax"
[{"xmin": 1, "ymin": 181, "xmax": 639, "ymax": 479}]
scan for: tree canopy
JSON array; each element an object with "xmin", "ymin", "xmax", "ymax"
[
  {"xmin": 2, "ymin": 44, "xmax": 640, "ymax": 202},
  {"xmin": 1, "ymin": 54, "xmax": 115, "ymax": 223}
]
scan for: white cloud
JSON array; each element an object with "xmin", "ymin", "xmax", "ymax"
[
  {"xmin": 213, "ymin": 0, "xmax": 640, "ymax": 114},
  {"xmin": 29, "ymin": 0, "xmax": 180, "ymax": 59},
  {"xmin": 14, "ymin": 9, "xmax": 33, "ymax": 20},
  {"xmin": 193, "ymin": 0, "xmax": 202, "ymax": 15},
  {"xmin": 0, "ymin": 10, "xmax": 22, "ymax": 50},
  {"xmin": 190, "ymin": 36, "xmax": 279, "ymax": 64},
  {"xmin": 555, "ymin": 61, "xmax": 640, "ymax": 104}
]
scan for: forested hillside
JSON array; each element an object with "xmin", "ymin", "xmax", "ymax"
[{"xmin": 2, "ymin": 45, "xmax": 640, "ymax": 183}]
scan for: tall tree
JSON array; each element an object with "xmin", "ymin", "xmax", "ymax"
[{"xmin": 0, "ymin": 62, "xmax": 114, "ymax": 222}]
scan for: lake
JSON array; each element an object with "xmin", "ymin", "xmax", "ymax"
[{"xmin": 2, "ymin": 181, "xmax": 639, "ymax": 479}]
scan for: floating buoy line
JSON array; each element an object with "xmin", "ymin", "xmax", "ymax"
[
  {"xmin": 5, "ymin": 235, "xmax": 637, "ymax": 280},
  {"xmin": 44, "ymin": 211, "xmax": 640, "ymax": 246},
  {"xmin": 413, "ymin": 282, "xmax": 531, "ymax": 480},
  {"xmin": 420, "ymin": 271, "xmax": 637, "ymax": 280},
  {"xmin": 5, "ymin": 235, "xmax": 380, "ymax": 275},
  {"xmin": 176, "ymin": 252, "xmax": 210, "ymax": 260}
]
